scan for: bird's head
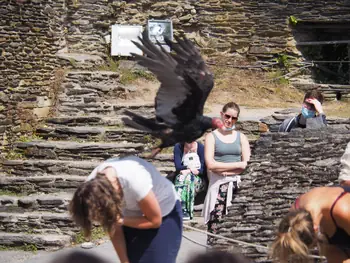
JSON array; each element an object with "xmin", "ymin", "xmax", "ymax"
[{"xmin": 211, "ymin": 117, "xmax": 224, "ymax": 129}]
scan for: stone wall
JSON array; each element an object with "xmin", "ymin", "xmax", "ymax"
[
  {"xmin": 0, "ymin": 0, "xmax": 67, "ymax": 147},
  {"xmin": 215, "ymin": 128, "xmax": 350, "ymax": 262},
  {"xmin": 63, "ymin": 0, "xmax": 350, "ymax": 59},
  {"xmin": 2, "ymin": 0, "xmax": 350, "ymax": 143}
]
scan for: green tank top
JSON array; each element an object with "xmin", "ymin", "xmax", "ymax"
[{"xmin": 213, "ymin": 131, "xmax": 242, "ymax": 163}]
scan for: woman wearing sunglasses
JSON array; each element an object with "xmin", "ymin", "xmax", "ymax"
[{"xmin": 202, "ymin": 101, "xmax": 251, "ymax": 245}]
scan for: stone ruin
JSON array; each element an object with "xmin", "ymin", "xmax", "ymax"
[{"xmin": 0, "ymin": 0, "xmax": 350, "ymax": 261}]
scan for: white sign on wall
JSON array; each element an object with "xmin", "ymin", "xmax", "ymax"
[
  {"xmin": 111, "ymin": 25, "xmax": 143, "ymax": 56},
  {"xmin": 147, "ymin": 19, "xmax": 173, "ymax": 53}
]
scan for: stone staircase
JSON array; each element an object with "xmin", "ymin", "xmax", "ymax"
[
  {"xmin": 0, "ymin": 70, "xmax": 174, "ymax": 251},
  {"xmin": 0, "ymin": 67, "xmax": 268, "ymax": 251}
]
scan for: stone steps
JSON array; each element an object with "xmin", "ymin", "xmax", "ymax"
[
  {"xmin": 13, "ymin": 140, "xmax": 145, "ymax": 160},
  {"xmin": 1, "ymin": 155, "xmax": 174, "ymax": 177},
  {"xmin": 0, "ymin": 211, "xmax": 77, "ymax": 236},
  {"xmin": 0, "ymin": 175, "xmax": 85, "ymax": 194},
  {"xmin": 0, "ymin": 65, "xmax": 204, "ymax": 251},
  {"xmin": 0, "ymin": 232, "xmax": 71, "ymax": 250},
  {"xmin": 0, "ymin": 192, "xmax": 72, "ymax": 213},
  {"xmin": 36, "ymin": 125, "xmax": 155, "ymax": 144},
  {"xmin": 46, "ymin": 116, "xmax": 122, "ymax": 126},
  {"xmin": 56, "ymin": 101, "xmax": 155, "ymax": 116},
  {"xmin": 1, "ymin": 170, "xmax": 175, "ymax": 194}
]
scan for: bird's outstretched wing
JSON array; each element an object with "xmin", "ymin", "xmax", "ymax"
[{"xmin": 131, "ymin": 29, "xmax": 214, "ymax": 126}]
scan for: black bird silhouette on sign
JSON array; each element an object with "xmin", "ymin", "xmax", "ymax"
[{"xmin": 122, "ymin": 29, "xmax": 224, "ymax": 158}]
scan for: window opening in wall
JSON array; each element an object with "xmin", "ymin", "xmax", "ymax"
[
  {"xmin": 336, "ymin": 91, "xmax": 342, "ymax": 101},
  {"xmin": 293, "ymin": 21, "xmax": 350, "ymax": 85}
]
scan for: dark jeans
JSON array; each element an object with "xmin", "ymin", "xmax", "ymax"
[{"xmin": 123, "ymin": 200, "xmax": 182, "ymax": 263}]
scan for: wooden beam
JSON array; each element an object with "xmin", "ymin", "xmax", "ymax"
[
  {"xmin": 296, "ymin": 40, "xmax": 350, "ymax": 46},
  {"xmin": 295, "ymin": 23, "xmax": 350, "ymax": 29}
]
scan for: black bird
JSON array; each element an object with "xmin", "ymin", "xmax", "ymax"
[{"xmin": 122, "ymin": 29, "xmax": 224, "ymax": 158}]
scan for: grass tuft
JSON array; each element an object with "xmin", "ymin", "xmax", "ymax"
[{"xmin": 73, "ymin": 226, "xmax": 106, "ymax": 244}]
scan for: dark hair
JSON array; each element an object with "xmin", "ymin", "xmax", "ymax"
[
  {"xmin": 270, "ymin": 209, "xmax": 316, "ymax": 263},
  {"xmin": 187, "ymin": 250, "xmax": 253, "ymax": 263},
  {"xmin": 69, "ymin": 173, "xmax": 123, "ymax": 238},
  {"xmin": 49, "ymin": 251, "xmax": 109, "ymax": 263},
  {"xmin": 222, "ymin": 102, "xmax": 240, "ymax": 117},
  {"xmin": 303, "ymin": 90, "xmax": 324, "ymax": 105}
]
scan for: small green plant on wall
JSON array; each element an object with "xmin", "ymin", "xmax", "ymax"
[
  {"xmin": 275, "ymin": 54, "xmax": 290, "ymax": 69},
  {"xmin": 72, "ymin": 0, "xmax": 79, "ymax": 7},
  {"xmin": 289, "ymin": 15, "xmax": 298, "ymax": 26}
]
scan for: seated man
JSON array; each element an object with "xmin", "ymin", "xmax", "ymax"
[
  {"xmin": 278, "ymin": 90, "xmax": 327, "ymax": 132},
  {"xmin": 339, "ymin": 142, "xmax": 350, "ymax": 186}
]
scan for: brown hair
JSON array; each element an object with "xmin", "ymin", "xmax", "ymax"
[
  {"xmin": 303, "ymin": 90, "xmax": 324, "ymax": 105},
  {"xmin": 222, "ymin": 102, "xmax": 240, "ymax": 117},
  {"xmin": 187, "ymin": 250, "xmax": 253, "ymax": 263},
  {"xmin": 270, "ymin": 209, "xmax": 315, "ymax": 263},
  {"xmin": 69, "ymin": 173, "xmax": 123, "ymax": 238}
]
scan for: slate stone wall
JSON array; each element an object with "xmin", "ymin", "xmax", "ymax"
[
  {"xmin": 63, "ymin": 0, "xmax": 350, "ymax": 59},
  {"xmin": 2, "ymin": 0, "xmax": 350, "ymax": 143},
  {"xmin": 214, "ymin": 128, "xmax": 350, "ymax": 262},
  {"xmin": 0, "ymin": 0, "xmax": 66, "ymax": 147}
]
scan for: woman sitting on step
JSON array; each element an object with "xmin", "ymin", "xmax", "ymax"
[
  {"xmin": 69, "ymin": 156, "xmax": 182, "ymax": 263},
  {"xmin": 173, "ymin": 140, "xmax": 207, "ymax": 221},
  {"xmin": 271, "ymin": 185, "xmax": 350, "ymax": 263}
]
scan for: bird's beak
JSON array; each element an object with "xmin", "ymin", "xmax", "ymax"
[{"xmin": 211, "ymin": 117, "xmax": 224, "ymax": 129}]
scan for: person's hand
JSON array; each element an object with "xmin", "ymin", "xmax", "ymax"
[
  {"xmin": 116, "ymin": 217, "xmax": 124, "ymax": 226},
  {"xmin": 190, "ymin": 168, "xmax": 199, "ymax": 175},
  {"xmin": 305, "ymin": 98, "xmax": 324, "ymax": 114},
  {"xmin": 240, "ymin": 161, "xmax": 248, "ymax": 170},
  {"xmin": 180, "ymin": 169, "xmax": 190, "ymax": 175}
]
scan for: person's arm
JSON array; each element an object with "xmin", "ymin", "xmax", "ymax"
[
  {"xmin": 110, "ymin": 225, "xmax": 129, "ymax": 263},
  {"xmin": 240, "ymin": 133, "xmax": 251, "ymax": 163},
  {"xmin": 173, "ymin": 143, "xmax": 186, "ymax": 171},
  {"xmin": 121, "ymin": 191, "xmax": 162, "ymax": 229},
  {"xmin": 204, "ymin": 132, "xmax": 247, "ymax": 174},
  {"xmin": 333, "ymin": 198, "xmax": 350, "ymax": 235},
  {"xmin": 320, "ymin": 113, "xmax": 327, "ymax": 125},
  {"xmin": 278, "ymin": 117, "xmax": 296, "ymax": 132},
  {"xmin": 307, "ymin": 98, "xmax": 327, "ymax": 125},
  {"xmin": 197, "ymin": 142, "xmax": 205, "ymax": 175}
]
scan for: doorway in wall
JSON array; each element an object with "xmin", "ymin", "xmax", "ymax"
[{"xmin": 293, "ymin": 21, "xmax": 350, "ymax": 85}]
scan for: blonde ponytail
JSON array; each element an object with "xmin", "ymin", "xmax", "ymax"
[{"xmin": 270, "ymin": 209, "xmax": 315, "ymax": 263}]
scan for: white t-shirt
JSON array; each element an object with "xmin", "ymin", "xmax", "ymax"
[{"xmin": 86, "ymin": 156, "xmax": 178, "ymax": 217}]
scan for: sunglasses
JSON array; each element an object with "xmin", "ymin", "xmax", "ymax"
[{"xmin": 223, "ymin": 113, "xmax": 238, "ymax": 121}]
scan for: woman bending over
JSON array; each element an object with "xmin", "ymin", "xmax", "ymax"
[
  {"xmin": 69, "ymin": 156, "xmax": 182, "ymax": 263},
  {"xmin": 271, "ymin": 186, "xmax": 350, "ymax": 263}
]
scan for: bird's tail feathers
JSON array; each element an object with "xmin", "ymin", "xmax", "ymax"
[
  {"xmin": 121, "ymin": 117, "xmax": 152, "ymax": 133},
  {"xmin": 122, "ymin": 110, "xmax": 167, "ymax": 132}
]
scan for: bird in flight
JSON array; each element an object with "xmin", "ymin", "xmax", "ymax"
[{"xmin": 122, "ymin": 29, "xmax": 224, "ymax": 158}]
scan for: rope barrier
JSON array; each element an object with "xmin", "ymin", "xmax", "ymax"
[
  {"xmin": 182, "ymin": 224, "xmax": 326, "ymax": 260},
  {"xmin": 182, "ymin": 233, "xmax": 211, "ymax": 249}
]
